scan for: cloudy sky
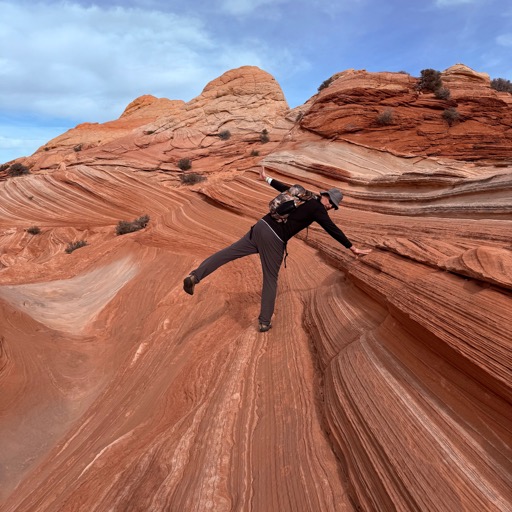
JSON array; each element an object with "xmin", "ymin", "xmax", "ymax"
[{"xmin": 1, "ymin": 0, "xmax": 510, "ymax": 163}]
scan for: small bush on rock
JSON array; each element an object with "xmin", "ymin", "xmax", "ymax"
[
  {"xmin": 490, "ymin": 78, "xmax": 512, "ymax": 93},
  {"xmin": 318, "ymin": 77, "xmax": 334, "ymax": 91},
  {"xmin": 418, "ymin": 69, "xmax": 443, "ymax": 92},
  {"xmin": 434, "ymin": 87, "xmax": 451, "ymax": 100},
  {"xmin": 376, "ymin": 109, "xmax": 394, "ymax": 126},
  {"xmin": 7, "ymin": 163, "xmax": 30, "ymax": 177},
  {"xmin": 260, "ymin": 129, "xmax": 269, "ymax": 143},
  {"xmin": 177, "ymin": 158, "xmax": 192, "ymax": 171},
  {"xmin": 65, "ymin": 240, "xmax": 87, "ymax": 253},
  {"xmin": 218, "ymin": 130, "xmax": 231, "ymax": 140},
  {"xmin": 116, "ymin": 215, "xmax": 150, "ymax": 235},
  {"xmin": 443, "ymin": 107, "xmax": 461, "ymax": 126},
  {"xmin": 26, "ymin": 226, "xmax": 41, "ymax": 235},
  {"xmin": 180, "ymin": 173, "xmax": 206, "ymax": 185}
]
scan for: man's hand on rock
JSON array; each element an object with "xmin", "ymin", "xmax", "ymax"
[{"xmin": 259, "ymin": 166, "xmax": 267, "ymax": 181}]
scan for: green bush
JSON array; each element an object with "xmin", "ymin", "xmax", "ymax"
[
  {"xmin": 250, "ymin": 150, "xmax": 260, "ymax": 156},
  {"xmin": 490, "ymin": 78, "xmax": 512, "ymax": 93},
  {"xmin": 177, "ymin": 158, "xmax": 192, "ymax": 171},
  {"xmin": 180, "ymin": 173, "xmax": 206, "ymax": 185},
  {"xmin": 260, "ymin": 129, "xmax": 269, "ymax": 143},
  {"xmin": 418, "ymin": 69, "xmax": 443, "ymax": 92},
  {"xmin": 116, "ymin": 215, "xmax": 150, "ymax": 235},
  {"xmin": 26, "ymin": 226, "xmax": 41, "ymax": 235},
  {"xmin": 376, "ymin": 109, "xmax": 394, "ymax": 126},
  {"xmin": 218, "ymin": 130, "xmax": 231, "ymax": 140},
  {"xmin": 65, "ymin": 240, "xmax": 87, "ymax": 253},
  {"xmin": 7, "ymin": 163, "xmax": 30, "ymax": 177},
  {"xmin": 434, "ymin": 87, "xmax": 451, "ymax": 100},
  {"xmin": 443, "ymin": 107, "xmax": 460, "ymax": 126}
]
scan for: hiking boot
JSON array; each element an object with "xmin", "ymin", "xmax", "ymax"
[
  {"xmin": 258, "ymin": 321, "xmax": 272, "ymax": 332},
  {"xmin": 183, "ymin": 274, "xmax": 198, "ymax": 295}
]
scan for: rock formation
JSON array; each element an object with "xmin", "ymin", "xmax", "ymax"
[
  {"xmin": 0, "ymin": 64, "xmax": 511, "ymax": 511},
  {"xmin": 302, "ymin": 64, "xmax": 512, "ymax": 161}
]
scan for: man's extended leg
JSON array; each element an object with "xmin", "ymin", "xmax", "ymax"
[{"xmin": 185, "ymin": 230, "xmax": 258, "ymax": 295}]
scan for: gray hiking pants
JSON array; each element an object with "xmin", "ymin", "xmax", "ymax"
[{"xmin": 191, "ymin": 219, "xmax": 285, "ymax": 324}]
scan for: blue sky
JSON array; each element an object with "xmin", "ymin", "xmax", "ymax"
[{"xmin": 1, "ymin": 0, "xmax": 510, "ymax": 163}]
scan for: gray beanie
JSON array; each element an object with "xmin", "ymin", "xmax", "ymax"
[{"xmin": 320, "ymin": 188, "xmax": 343, "ymax": 210}]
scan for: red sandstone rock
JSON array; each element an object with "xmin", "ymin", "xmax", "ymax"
[
  {"xmin": 0, "ymin": 64, "xmax": 511, "ymax": 511},
  {"xmin": 23, "ymin": 66, "xmax": 291, "ymax": 175},
  {"xmin": 301, "ymin": 64, "xmax": 512, "ymax": 162}
]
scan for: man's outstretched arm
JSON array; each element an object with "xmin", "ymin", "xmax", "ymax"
[{"xmin": 259, "ymin": 166, "xmax": 289, "ymax": 192}]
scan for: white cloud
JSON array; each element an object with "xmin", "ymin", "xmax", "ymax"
[
  {"xmin": 0, "ymin": 1, "xmax": 298, "ymax": 124},
  {"xmin": 0, "ymin": 121, "xmax": 70, "ymax": 163},
  {"xmin": 0, "ymin": 135, "xmax": 27, "ymax": 150},
  {"xmin": 0, "ymin": 0, "xmax": 308, "ymax": 161},
  {"xmin": 496, "ymin": 34, "xmax": 512, "ymax": 46},
  {"xmin": 0, "ymin": 2, "xmax": 214, "ymax": 120},
  {"xmin": 219, "ymin": 0, "xmax": 287, "ymax": 16},
  {"xmin": 435, "ymin": 0, "xmax": 478, "ymax": 5},
  {"xmin": 218, "ymin": 0, "xmax": 366, "ymax": 18}
]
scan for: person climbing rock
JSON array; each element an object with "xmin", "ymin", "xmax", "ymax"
[{"xmin": 183, "ymin": 167, "xmax": 371, "ymax": 332}]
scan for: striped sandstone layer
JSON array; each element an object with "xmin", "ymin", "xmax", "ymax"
[{"xmin": 0, "ymin": 65, "xmax": 511, "ymax": 511}]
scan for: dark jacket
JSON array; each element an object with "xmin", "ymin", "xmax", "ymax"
[{"xmin": 262, "ymin": 179, "xmax": 352, "ymax": 249}]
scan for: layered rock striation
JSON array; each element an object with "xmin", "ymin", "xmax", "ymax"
[
  {"xmin": 0, "ymin": 65, "xmax": 511, "ymax": 511},
  {"xmin": 302, "ymin": 64, "xmax": 512, "ymax": 162}
]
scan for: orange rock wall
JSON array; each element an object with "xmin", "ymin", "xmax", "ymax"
[
  {"xmin": 0, "ymin": 65, "xmax": 511, "ymax": 511},
  {"xmin": 302, "ymin": 64, "xmax": 512, "ymax": 162}
]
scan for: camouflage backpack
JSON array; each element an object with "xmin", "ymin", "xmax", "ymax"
[{"xmin": 269, "ymin": 184, "xmax": 316, "ymax": 223}]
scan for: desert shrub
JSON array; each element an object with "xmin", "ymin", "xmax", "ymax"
[
  {"xmin": 318, "ymin": 77, "xmax": 334, "ymax": 91},
  {"xmin": 418, "ymin": 68, "xmax": 443, "ymax": 92},
  {"xmin": 376, "ymin": 109, "xmax": 394, "ymax": 126},
  {"xmin": 177, "ymin": 158, "xmax": 192, "ymax": 171},
  {"xmin": 250, "ymin": 149, "xmax": 260, "ymax": 156},
  {"xmin": 0, "ymin": 163, "xmax": 9, "ymax": 172},
  {"xmin": 260, "ymin": 129, "xmax": 269, "ymax": 143},
  {"xmin": 73, "ymin": 144, "xmax": 82, "ymax": 152},
  {"xmin": 179, "ymin": 173, "xmax": 206, "ymax": 185},
  {"xmin": 218, "ymin": 130, "xmax": 231, "ymax": 140},
  {"xmin": 490, "ymin": 78, "xmax": 512, "ymax": 93},
  {"xmin": 443, "ymin": 107, "xmax": 460, "ymax": 126},
  {"xmin": 65, "ymin": 240, "xmax": 87, "ymax": 253},
  {"xmin": 26, "ymin": 226, "xmax": 41, "ymax": 235},
  {"xmin": 434, "ymin": 87, "xmax": 451, "ymax": 100},
  {"xmin": 116, "ymin": 214, "xmax": 150, "ymax": 235},
  {"xmin": 7, "ymin": 163, "xmax": 30, "ymax": 177}
]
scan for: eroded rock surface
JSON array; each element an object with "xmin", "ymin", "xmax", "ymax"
[
  {"xmin": 1, "ymin": 65, "xmax": 511, "ymax": 511},
  {"xmin": 302, "ymin": 64, "xmax": 512, "ymax": 161}
]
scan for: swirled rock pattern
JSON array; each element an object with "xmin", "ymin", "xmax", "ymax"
[
  {"xmin": 302, "ymin": 64, "xmax": 512, "ymax": 161},
  {"xmin": 0, "ymin": 64, "xmax": 511, "ymax": 511}
]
